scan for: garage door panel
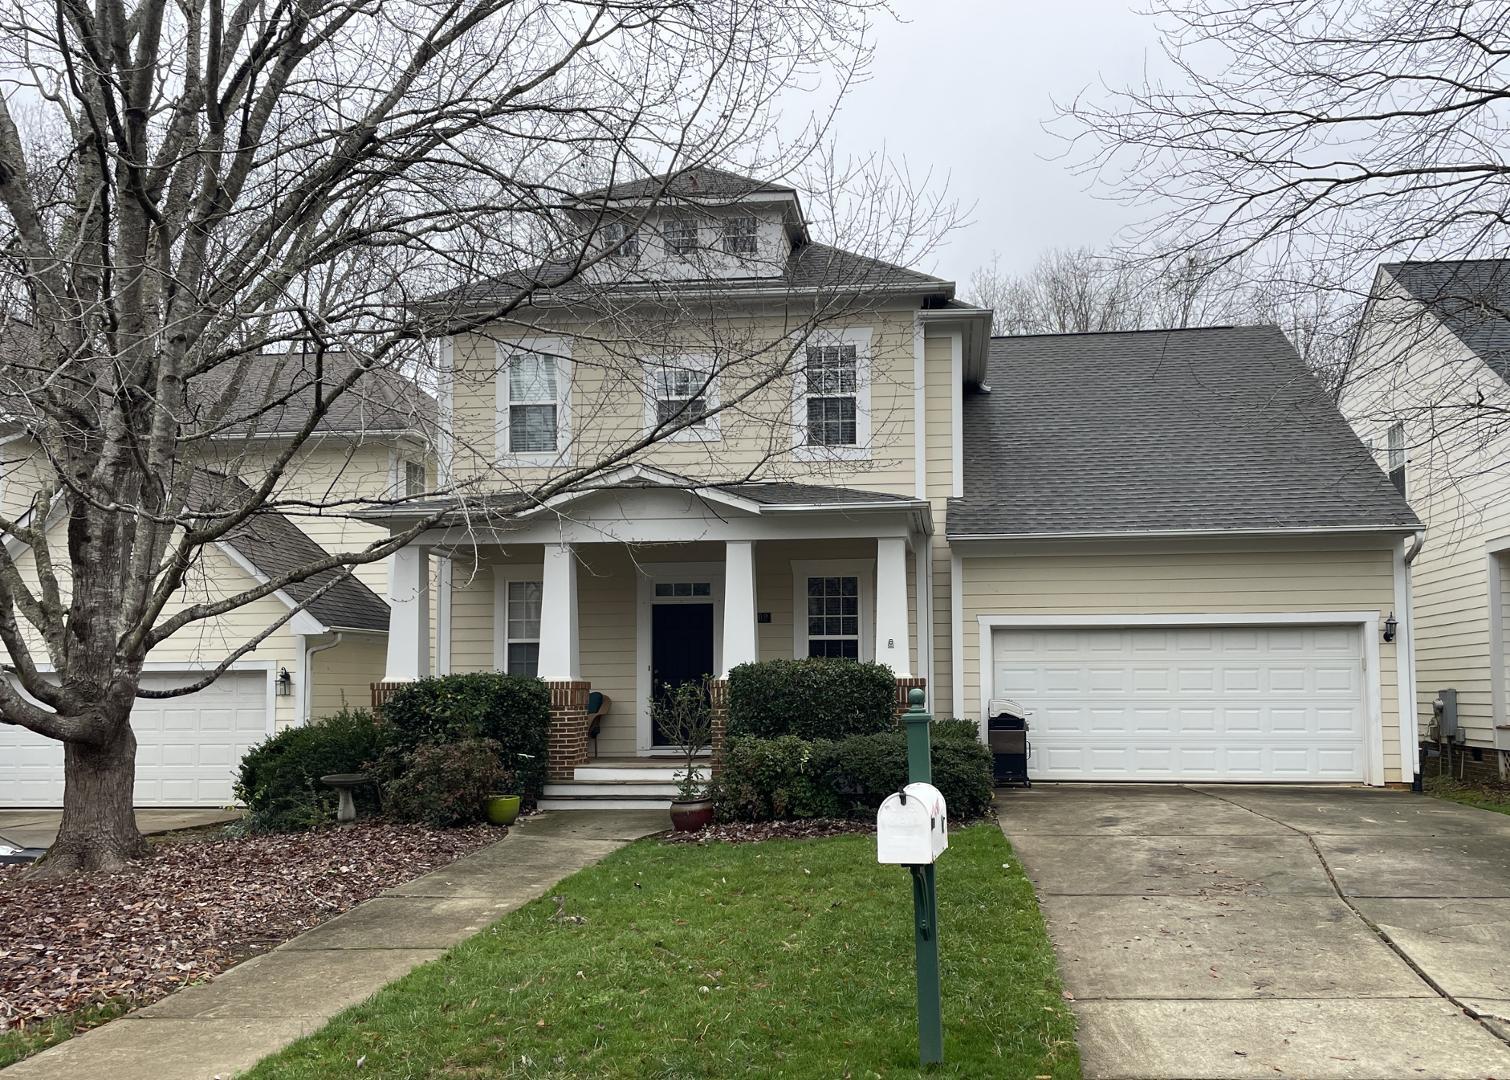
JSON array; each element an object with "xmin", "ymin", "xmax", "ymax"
[
  {"xmin": 993, "ymin": 625, "xmax": 1368, "ymax": 783},
  {"xmin": 0, "ymin": 671, "xmax": 268, "ymax": 807}
]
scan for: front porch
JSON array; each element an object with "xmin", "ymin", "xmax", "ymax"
[{"xmin": 374, "ymin": 474, "xmax": 933, "ymax": 794}]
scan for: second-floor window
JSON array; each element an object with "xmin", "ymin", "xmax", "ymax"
[
  {"xmin": 507, "ymin": 352, "xmax": 559, "ymax": 454},
  {"xmin": 604, "ymin": 222, "xmax": 639, "ymax": 259},
  {"xmin": 721, "ymin": 215, "xmax": 757, "ymax": 255},
  {"xmin": 1387, "ymin": 421, "xmax": 1406, "ymax": 496},
  {"xmin": 401, "ymin": 458, "xmax": 425, "ymax": 498},
  {"xmin": 653, "ymin": 366, "xmax": 709, "ymax": 428},
  {"xmin": 805, "ymin": 344, "xmax": 858, "ymax": 447},
  {"xmin": 664, "ymin": 218, "xmax": 698, "ymax": 256}
]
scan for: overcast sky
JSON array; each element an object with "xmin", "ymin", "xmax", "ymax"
[{"xmin": 829, "ymin": 0, "xmax": 1169, "ymax": 291}]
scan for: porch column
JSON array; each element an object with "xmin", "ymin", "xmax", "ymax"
[
  {"xmin": 722, "ymin": 540, "xmax": 758, "ymax": 675},
  {"xmin": 875, "ymin": 536, "xmax": 911, "ymax": 676},
  {"xmin": 538, "ymin": 542, "xmax": 579, "ymax": 680},
  {"xmin": 384, "ymin": 545, "xmax": 431, "ymax": 681}
]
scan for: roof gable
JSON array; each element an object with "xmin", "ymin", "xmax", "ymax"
[{"xmin": 1383, "ymin": 259, "xmax": 1510, "ymax": 384}]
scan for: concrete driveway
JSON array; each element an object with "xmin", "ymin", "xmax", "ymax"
[
  {"xmin": 1000, "ymin": 785, "xmax": 1510, "ymax": 1080},
  {"xmin": 0, "ymin": 808, "xmax": 240, "ymax": 850}
]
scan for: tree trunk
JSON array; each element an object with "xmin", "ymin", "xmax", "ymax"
[{"xmin": 28, "ymin": 720, "xmax": 148, "ymax": 878}]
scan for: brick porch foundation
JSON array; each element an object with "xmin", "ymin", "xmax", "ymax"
[{"xmin": 547, "ymin": 680, "xmax": 592, "ymax": 781}]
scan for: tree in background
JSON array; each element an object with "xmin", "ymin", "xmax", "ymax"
[{"xmin": 0, "ymin": 0, "xmax": 948, "ymax": 876}]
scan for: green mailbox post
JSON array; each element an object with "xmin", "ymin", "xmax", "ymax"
[{"xmin": 876, "ymin": 687, "xmax": 946, "ymax": 1065}]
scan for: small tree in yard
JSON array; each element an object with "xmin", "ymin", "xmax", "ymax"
[
  {"xmin": 653, "ymin": 681, "xmax": 713, "ymax": 803},
  {"xmin": 0, "ymin": 0, "xmax": 952, "ymax": 875}
]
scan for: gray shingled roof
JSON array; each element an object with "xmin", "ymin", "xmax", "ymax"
[
  {"xmin": 1383, "ymin": 259, "xmax": 1510, "ymax": 383},
  {"xmin": 191, "ymin": 472, "xmax": 390, "ymax": 632},
  {"xmin": 576, "ymin": 167, "xmax": 795, "ymax": 204},
  {"xmin": 947, "ymin": 326, "xmax": 1421, "ymax": 539},
  {"xmin": 434, "ymin": 241, "xmax": 951, "ymax": 308},
  {"xmin": 195, "ymin": 351, "xmax": 436, "ymax": 438}
]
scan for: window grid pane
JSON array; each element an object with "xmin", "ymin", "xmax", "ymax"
[
  {"xmin": 508, "ymin": 353, "xmax": 555, "ymax": 403},
  {"xmin": 722, "ymin": 216, "xmax": 757, "ymax": 254},
  {"xmin": 665, "ymin": 218, "xmax": 698, "ymax": 254},
  {"xmin": 805, "ymin": 575, "xmax": 860, "ymax": 660},
  {"xmin": 506, "ymin": 642, "xmax": 540, "ymax": 677},
  {"xmin": 807, "ymin": 396, "xmax": 857, "ymax": 446},
  {"xmin": 806, "ymin": 345, "xmax": 857, "ymax": 394},
  {"xmin": 605, "ymin": 222, "xmax": 639, "ymax": 258},
  {"xmin": 509, "ymin": 404, "xmax": 557, "ymax": 452}
]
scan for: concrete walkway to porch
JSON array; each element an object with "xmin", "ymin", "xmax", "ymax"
[{"xmin": 4, "ymin": 810, "xmax": 667, "ymax": 1080}]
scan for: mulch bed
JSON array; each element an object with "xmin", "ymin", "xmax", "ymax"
[
  {"xmin": 662, "ymin": 819, "xmax": 876, "ymax": 844},
  {"xmin": 0, "ymin": 821, "xmax": 498, "ymax": 1030}
]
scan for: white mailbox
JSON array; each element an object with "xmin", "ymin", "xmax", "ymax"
[{"xmin": 876, "ymin": 782, "xmax": 949, "ymax": 865}]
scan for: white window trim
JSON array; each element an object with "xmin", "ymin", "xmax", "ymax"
[
  {"xmin": 791, "ymin": 558, "xmax": 876, "ymax": 661},
  {"xmin": 388, "ymin": 451, "xmax": 426, "ymax": 498},
  {"xmin": 495, "ymin": 336, "xmax": 573, "ymax": 467},
  {"xmin": 791, "ymin": 326, "xmax": 872, "ymax": 462},
  {"xmin": 643, "ymin": 354, "xmax": 721, "ymax": 442},
  {"xmin": 721, "ymin": 214, "xmax": 758, "ymax": 255}
]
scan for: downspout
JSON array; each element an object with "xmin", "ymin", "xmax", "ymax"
[
  {"xmin": 302, "ymin": 633, "xmax": 344, "ymax": 725},
  {"xmin": 1402, "ymin": 531, "xmax": 1425, "ymax": 792}
]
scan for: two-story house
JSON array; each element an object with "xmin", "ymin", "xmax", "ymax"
[
  {"xmin": 1343, "ymin": 258, "xmax": 1510, "ymax": 780},
  {"xmin": 0, "ymin": 348, "xmax": 436, "ymax": 807},
  {"xmin": 370, "ymin": 168, "xmax": 1420, "ymax": 807}
]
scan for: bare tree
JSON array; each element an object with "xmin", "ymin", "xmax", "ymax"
[{"xmin": 0, "ymin": 0, "xmax": 946, "ymax": 875}]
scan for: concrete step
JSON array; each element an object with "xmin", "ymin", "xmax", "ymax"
[
  {"xmin": 537, "ymin": 795, "xmax": 674, "ymax": 811},
  {"xmin": 546, "ymin": 779, "xmax": 683, "ymax": 797},
  {"xmin": 574, "ymin": 764, "xmax": 708, "ymax": 782}
]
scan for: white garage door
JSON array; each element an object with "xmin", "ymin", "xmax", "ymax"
[
  {"xmin": 0, "ymin": 670, "xmax": 270, "ymax": 807},
  {"xmin": 992, "ymin": 625, "xmax": 1369, "ymax": 781}
]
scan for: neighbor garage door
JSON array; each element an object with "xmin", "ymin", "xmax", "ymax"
[
  {"xmin": 0, "ymin": 670, "xmax": 270, "ymax": 807},
  {"xmin": 991, "ymin": 624, "xmax": 1368, "ymax": 781}
]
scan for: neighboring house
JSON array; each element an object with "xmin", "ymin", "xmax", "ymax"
[
  {"xmin": 366, "ymin": 167, "xmax": 1420, "ymax": 807},
  {"xmin": 0, "ymin": 351, "xmax": 436, "ymax": 807},
  {"xmin": 1342, "ymin": 259, "xmax": 1510, "ymax": 779}
]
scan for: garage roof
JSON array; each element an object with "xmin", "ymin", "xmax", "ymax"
[{"xmin": 947, "ymin": 325, "xmax": 1421, "ymax": 539}]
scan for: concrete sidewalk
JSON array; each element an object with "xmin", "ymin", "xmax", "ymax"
[
  {"xmin": 4, "ymin": 810, "xmax": 666, "ymax": 1080},
  {"xmin": 1000, "ymin": 785, "xmax": 1510, "ymax": 1080},
  {"xmin": 0, "ymin": 808, "xmax": 241, "ymax": 850}
]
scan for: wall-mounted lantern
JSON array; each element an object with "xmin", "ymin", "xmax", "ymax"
[
  {"xmin": 1383, "ymin": 613, "xmax": 1398, "ymax": 644},
  {"xmin": 276, "ymin": 667, "xmax": 294, "ymax": 696}
]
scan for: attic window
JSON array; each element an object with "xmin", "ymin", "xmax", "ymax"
[
  {"xmin": 1387, "ymin": 421, "xmax": 1406, "ymax": 497},
  {"xmin": 603, "ymin": 222, "xmax": 639, "ymax": 259},
  {"xmin": 722, "ymin": 216, "xmax": 757, "ymax": 255},
  {"xmin": 665, "ymin": 218, "xmax": 698, "ymax": 256}
]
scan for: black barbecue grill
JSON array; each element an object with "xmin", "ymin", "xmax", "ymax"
[{"xmin": 987, "ymin": 698, "xmax": 1030, "ymax": 787}]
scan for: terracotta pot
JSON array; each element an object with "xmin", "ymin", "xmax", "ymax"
[
  {"xmin": 486, "ymin": 794, "xmax": 521, "ymax": 826},
  {"xmin": 669, "ymin": 798, "xmax": 715, "ymax": 833}
]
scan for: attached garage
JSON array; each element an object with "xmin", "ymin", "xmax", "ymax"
[
  {"xmin": 0, "ymin": 669, "xmax": 272, "ymax": 807},
  {"xmin": 985, "ymin": 620, "xmax": 1378, "ymax": 783}
]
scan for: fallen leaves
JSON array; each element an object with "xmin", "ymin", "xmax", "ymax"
[
  {"xmin": 661, "ymin": 819, "xmax": 874, "ymax": 845},
  {"xmin": 1, "ymin": 821, "xmax": 496, "ymax": 1030}
]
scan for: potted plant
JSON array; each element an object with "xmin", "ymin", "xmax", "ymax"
[
  {"xmin": 655, "ymin": 680, "xmax": 715, "ymax": 832},
  {"xmin": 485, "ymin": 752, "xmax": 533, "ymax": 826}
]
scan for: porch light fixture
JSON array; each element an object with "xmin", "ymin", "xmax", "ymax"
[
  {"xmin": 276, "ymin": 667, "xmax": 293, "ymax": 696},
  {"xmin": 1383, "ymin": 613, "xmax": 1398, "ymax": 644}
]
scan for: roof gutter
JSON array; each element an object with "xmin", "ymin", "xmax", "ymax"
[
  {"xmin": 917, "ymin": 307, "xmax": 993, "ymax": 385},
  {"xmin": 947, "ymin": 524, "xmax": 1425, "ymax": 543}
]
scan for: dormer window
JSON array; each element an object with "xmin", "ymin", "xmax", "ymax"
[
  {"xmin": 721, "ymin": 216, "xmax": 757, "ymax": 255},
  {"xmin": 664, "ymin": 218, "xmax": 699, "ymax": 256},
  {"xmin": 603, "ymin": 222, "xmax": 639, "ymax": 259}
]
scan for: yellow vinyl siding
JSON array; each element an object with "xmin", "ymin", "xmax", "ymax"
[
  {"xmin": 958, "ymin": 540, "xmax": 1407, "ymax": 783},
  {"xmin": 308, "ymin": 634, "xmax": 389, "ymax": 718},
  {"xmin": 1343, "ymin": 280, "xmax": 1510, "ymax": 749}
]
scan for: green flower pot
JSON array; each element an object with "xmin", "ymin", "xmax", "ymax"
[{"xmin": 486, "ymin": 794, "xmax": 521, "ymax": 826}]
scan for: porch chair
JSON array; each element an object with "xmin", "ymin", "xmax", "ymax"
[{"xmin": 586, "ymin": 692, "xmax": 611, "ymax": 758}]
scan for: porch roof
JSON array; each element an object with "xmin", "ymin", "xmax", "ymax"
[{"xmin": 361, "ymin": 469, "xmax": 931, "ymax": 541}]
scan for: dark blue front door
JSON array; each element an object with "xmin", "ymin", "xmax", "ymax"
[{"xmin": 651, "ymin": 603, "xmax": 715, "ymax": 745}]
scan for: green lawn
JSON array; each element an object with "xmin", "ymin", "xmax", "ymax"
[
  {"xmin": 243, "ymin": 824, "xmax": 1079, "ymax": 1079},
  {"xmin": 0, "ymin": 1001, "xmax": 132, "ymax": 1069},
  {"xmin": 1425, "ymin": 773, "xmax": 1510, "ymax": 815}
]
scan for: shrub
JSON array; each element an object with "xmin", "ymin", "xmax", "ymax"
[
  {"xmin": 384, "ymin": 738, "xmax": 508, "ymax": 828},
  {"xmin": 381, "ymin": 673, "xmax": 550, "ymax": 801},
  {"xmin": 819, "ymin": 731, "xmax": 995, "ymax": 821},
  {"xmin": 930, "ymin": 717, "xmax": 983, "ymax": 743},
  {"xmin": 234, "ymin": 708, "xmax": 390, "ymax": 833},
  {"xmin": 726, "ymin": 658, "xmax": 896, "ymax": 740},
  {"xmin": 711, "ymin": 735, "xmax": 841, "ymax": 822}
]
